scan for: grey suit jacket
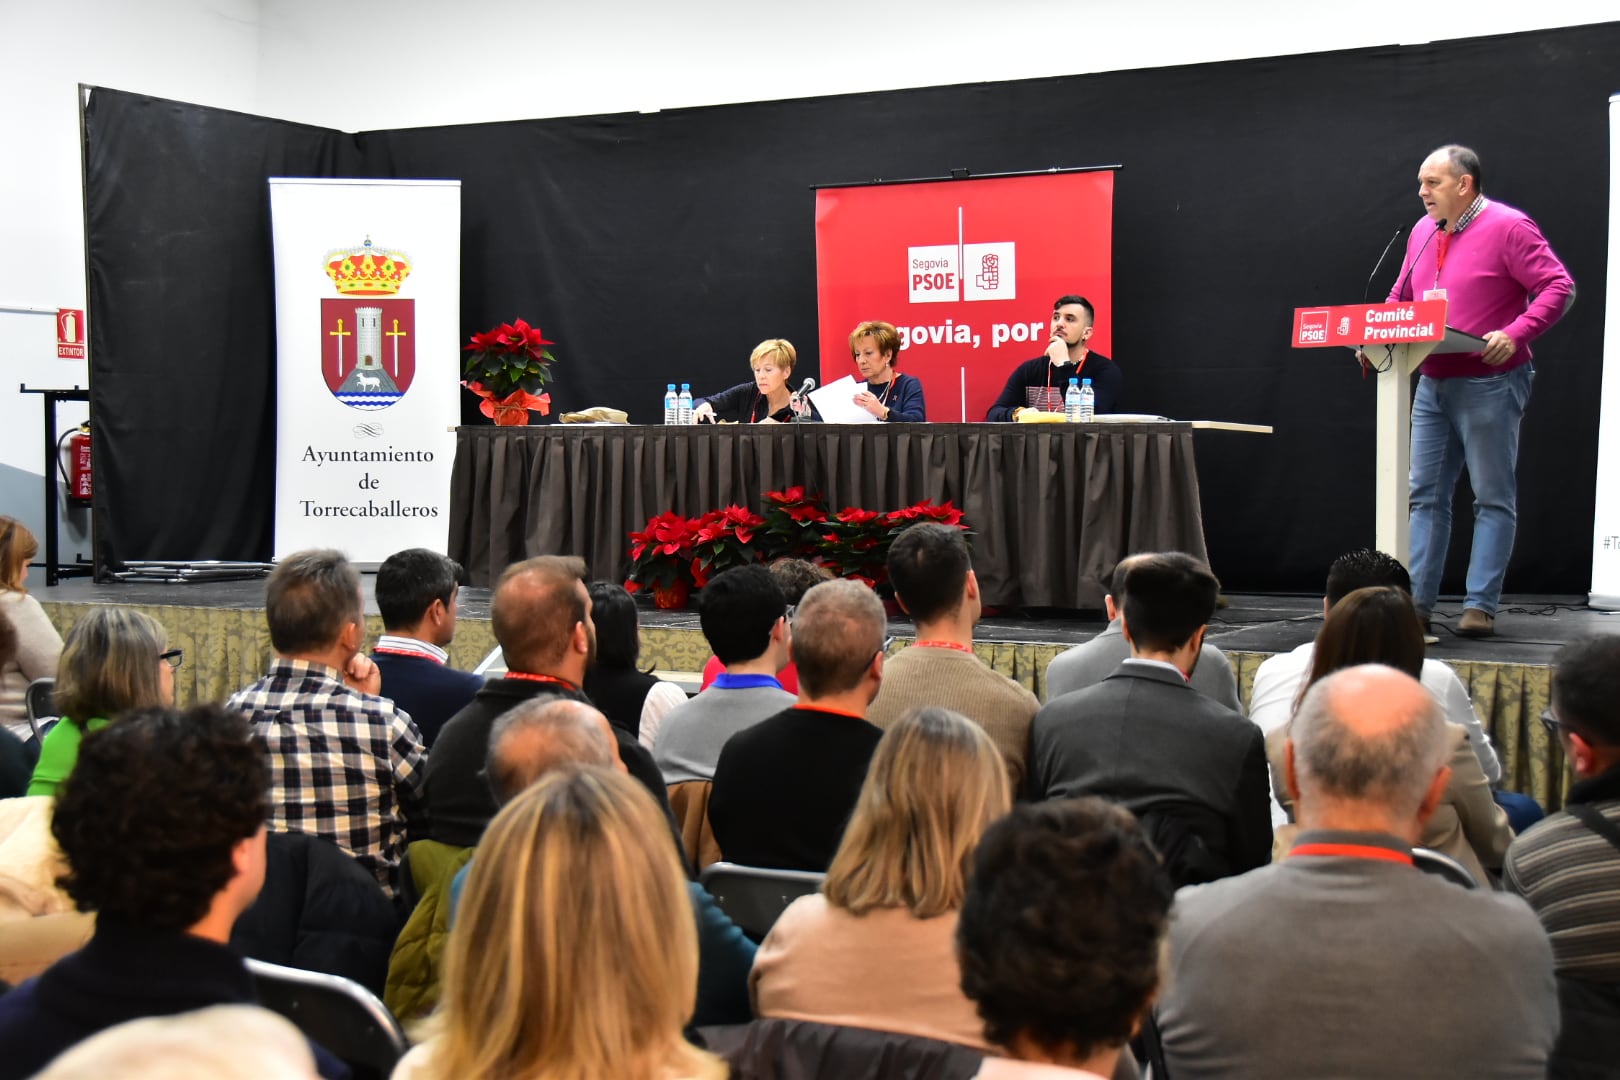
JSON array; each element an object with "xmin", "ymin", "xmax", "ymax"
[
  {"xmin": 1044, "ymin": 619, "xmax": 1241, "ymax": 711},
  {"xmin": 1158, "ymin": 829, "xmax": 1559, "ymax": 1080},
  {"xmin": 1027, "ymin": 661, "xmax": 1271, "ymax": 876}
]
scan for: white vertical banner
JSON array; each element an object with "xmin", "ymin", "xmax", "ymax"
[
  {"xmin": 269, "ymin": 179, "xmax": 460, "ymax": 563},
  {"xmin": 1590, "ymin": 97, "xmax": 1620, "ymax": 609}
]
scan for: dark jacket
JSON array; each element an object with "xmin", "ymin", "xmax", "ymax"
[
  {"xmin": 986, "ymin": 352, "xmax": 1122, "ymax": 421},
  {"xmin": 231, "ymin": 831, "xmax": 401, "ymax": 997},
  {"xmin": 697, "ymin": 1017, "xmax": 983, "ymax": 1080},
  {"xmin": 696, "ymin": 381, "xmax": 822, "ymax": 424},
  {"xmin": 372, "ymin": 651, "xmax": 484, "ymax": 749},
  {"xmin": 583, "ymin": 665, "xmax": 662, "ymax": 739},
  {"xmin": 862, "ymin": 371, "xmax": 927, "ymax": 423}
]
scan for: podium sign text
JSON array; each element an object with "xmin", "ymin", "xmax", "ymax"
[{"xmin": 1291, "ymin": 300, "xmax": 1448, "ymax": 348}]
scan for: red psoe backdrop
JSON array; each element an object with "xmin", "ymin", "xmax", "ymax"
[{"xmin": 815, "ymin": 170, "xmax": 1115, "ymax": 422}]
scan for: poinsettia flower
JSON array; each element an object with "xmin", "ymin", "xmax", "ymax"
[
  {"xmin": 766, "ymin": 486, "xmax": 809, "ymax": 505},
  {"xmin": 690, "ymin": 558, "xmax": 711, "ymax": 588},
  {"xmin": 838, "ymin": 507, "xmax": 881, "ymax": 525},
  {"xmin": 787, "ymin": 505, "xmax": 827, "ymax": 524},
  {"xmin": 623, "ymin": 579, "xmax": 641, "ymax": 594}
]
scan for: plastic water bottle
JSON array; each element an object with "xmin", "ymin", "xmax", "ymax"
[
  {"xmin": 677, "ymin": 383, "xmax": 694, "ymax": 425},
  {"xmin": 1079, "ymin": 378, "xmax": 1095, "ymax": 422},
  {"xmin": 1064, "ymin": 377, "xmax": 1083, "ymax": 423},
  {"xmin": 664, "ymin": 384, "xmax": 678, "ymax": 425}
]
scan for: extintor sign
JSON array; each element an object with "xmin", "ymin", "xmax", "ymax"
[{"xmin": 57, "ymin": 309, "xmax": 86, "ymax": 359}]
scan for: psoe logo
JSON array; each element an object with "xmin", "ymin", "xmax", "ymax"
[
  {"xmin": 1297, "ymin": 309, "xmax": 1329, "ymax": 345},
  {"xmin": 907, "ymin": 242, "xmax": 1017, "ymax": 305},
  {"xmin": 319, "ymin": 237, "xmax": 416, "ymax": 411}
]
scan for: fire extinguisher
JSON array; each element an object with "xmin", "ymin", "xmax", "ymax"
[{"xmin": 57, "ymin": 422, "xmax": 92, "ymax": 507}]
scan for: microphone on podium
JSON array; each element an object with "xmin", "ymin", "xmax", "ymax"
[
  {"xmin": 1363, "ymin": 225, "xmax": 1405, "ymax": 304},
  {"xmin": 789, "ymin": 377, "xmax": 816, "ymax": 419}
]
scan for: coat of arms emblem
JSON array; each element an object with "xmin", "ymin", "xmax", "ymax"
[{"xmin": 320, "ymin": 237, "xmax": 415, "ymax": 410}]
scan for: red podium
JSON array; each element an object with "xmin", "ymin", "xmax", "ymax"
[{"xmin": 1292, "ymin": 300, "xmax": 1485, "ymax": 561}]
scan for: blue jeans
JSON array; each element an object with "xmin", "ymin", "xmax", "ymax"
[{"xmin": 1407, "ymin": 364, "xmax": 1534, "ymax": 616}]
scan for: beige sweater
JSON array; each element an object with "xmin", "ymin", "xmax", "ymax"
[
  {"xmin": 866, "ymin": 645, "xmax": 1038, "ymax": 791},
  {"xmin": 751, "ymin": 895, "xmax": 990, "ymax": 1051},
  {"xmin": 0, "ymin": 591, "xmax": 63, "ymax": 740}
]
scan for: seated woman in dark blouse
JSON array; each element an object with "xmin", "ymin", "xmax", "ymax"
[
  {"xmin": 848, "ymin": 321, "xmax": 926, "ymax": 422},
  {"xmin": 693, "ymin": 339, "xmax": 816, "ymax": 424}
]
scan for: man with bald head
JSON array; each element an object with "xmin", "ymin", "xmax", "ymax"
[
  {"xmin": 1390, "ymin": 145, "xmax": 1573, "ymax": 638},
  {"xmin": 426, "ymin": 555, "xmax": 669, "ymax": 847},
  {"xmin": 1158, "ymin": 664, "xmax": 1557, "ymax": 1079},
  {"xmin": 708, "ymin": 578, "xmax": 886, "ymax": 871}
]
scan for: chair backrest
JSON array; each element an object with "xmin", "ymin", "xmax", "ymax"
[
  {"xmin": 698, "ymin": 861, "xmax": 825, "ymax": 941},
  {"xmin": 1412, "ymin": 846, "xmax": 1477, "ymax": 888},
  {"xmin": 699, "ymin": 1017, "xmax": 984, "ymax": 1080},
  {"xmin": 667, "ymin": 780, "xmax": 723, "ymax": 871},
  {"xmin": 247, "ymin": 957, "xmax": 409, "ymax": 1080},
  {"xmin": 24, "ymin": 678, "xmax": 56, "ymax": 740}
]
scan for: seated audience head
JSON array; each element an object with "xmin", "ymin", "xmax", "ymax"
[
  {"xmin": 585, "ymin": 581, "xmax": 643, "ymax": 673},
  {"xmin": 486, "ymin": 696, "xmax": 621, "ymax": 804},
  {"xmin": 1324, "ymin": 548, "xmax": 1411, "ymax": 608},
  {"xmin": 53, "ymin": 704, "xmax": 270, "ymax": 936},
  {"xmin": 698, "ymin": 565, "xmax": 788, "ymax": 668},
  {"xmin": 790, "ymin": 578, "xmax": 887, "ymax": 704},
  {"xmin": 768, "ymin": 557, "xmax": 833, "ymax": 605},
  {"xmin": 436, "ymin": 767, "xmax": 723, "ymax": 1079},
  {"xmin": 265, "ymin": 549, "xmax": 363, "ymax": 663},
  {"xmin": 1303, "ymin": 585, "xmax": 1425, "ymax": 692},
  {"xmin": 1119, "ymin": 552, "xmax": 1220, "ymax": 658},
  {"xmin": 825, "ymin": 706, "xmax": 1009, "ymax": 919},
  {"xmin": 1548, "ymin": 635, "xmax": 1620, "ymax": 779},
  {"xmin": 56, "ymin": 607, "xmax": 176, "ymax": 723},
  {"xmin": 849, "ymin": 320, "xmax": 902, "ymax": 375},
  {"xmin": 958, "ymin": 797, "xmax": 1171, "ymax": 1076},
  {"xmin": 1287, "ymin": 665, "xmax": 1450, "ymax": 836},
  {"xmin": 887, "ymin": 523, "xmax": 977, "ymax": 627},
  {"xmin": 375, "ymin": 548, "xmax": 463, "ymax": 644},
  {"xmin": 0, "ymin": 516, "xmax": 38, "ymax": 591},
  {"xmin": 489, "ymin": 556, "xmax": 592, "ymax": 679},
  {"xmin": 34, "ymin": 1006, "xmax": 317, "ymax": 1080}
]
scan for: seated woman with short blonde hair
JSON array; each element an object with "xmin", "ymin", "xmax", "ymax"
[{"xmin": 749, "ymin": 705, "xmax": 1010, "ymax": 1049}]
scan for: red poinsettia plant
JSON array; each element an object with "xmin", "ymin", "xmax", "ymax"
[
  {"xmin": 624, "ymin": 510, "xmax": 700, "ymax": 608},
  {"xmin": 761, "ymin": 486, "xmax": 830, "ymax": 560},
  {"xmin": 462, "ymin": 318, "xmax": 556, "ymax": 424},
  {"xmin": 690, "ymin": 505, "xmax": 768, "ymax": 588}
]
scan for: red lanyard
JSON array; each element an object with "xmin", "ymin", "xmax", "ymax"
[
  {"xmin": 913, "ymin": 640, "xmax": 975, "ymax": 654},
  {"xmin": 1044, "ymin": 350, "xmax": 1088, "ymax": 394},
  {"xmin": 1291, "ymin": 842, "xmax": 1413, "ymax": 866},
  {"xmin": 374, "ymin": 646, "xmax": 444, "ymax": 665},
  {"xmin": 1433, "ymin": 230, "xmax": 1450, "ymax": 285},
  {"xmin": 505, "ymin": 672, "xmax": 579, "ymax": 692}
]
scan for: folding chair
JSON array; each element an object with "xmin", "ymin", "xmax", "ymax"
[
  {"xmin": 247, "ymin": 957, "xmax": 409, "ymax": 1080},
  {"xmin": 698, "ymin": 861, "xmax": 825, "ymax": 941},
  {"xmin": 1411, "ymin": 846, "xmax": 1478, "ymax": 889}
]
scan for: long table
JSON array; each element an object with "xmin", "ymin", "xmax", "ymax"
[{"xmin": 447, "ymin": 421, "xmax": 1208, "ymax": 608}]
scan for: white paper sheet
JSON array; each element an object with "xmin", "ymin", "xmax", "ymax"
[{"xmin": 807, "ymin": 375, "xmax": 881, "ymax": 424}]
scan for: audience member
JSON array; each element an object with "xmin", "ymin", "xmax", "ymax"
[
  {"xmin": 1045, "ymin": 553, "xmax": 1240, "ymax": 711},
  {"xmin": 462, "ymin": 696, "xmax": 754, "ymax": 1027},
  {"xmin": 1506, "ymin": 636, "xmax": 1620, "ymax": 1075},
  {"xmin": 657, "ymin": 565, "xmax": 796, "ymax": 785},
  {"xmin": 1248, "ymin": 548, "xmax": 1500, "ymax": 773},
  {"xmin": 709, "ymin": 579, "xmax": 885, "ymax": 870},
  {"xmin": 752, "ymin": 706, "xmax": 1010, "ymax": 1048},
  {"xmin": 29, "ymin": 608, "xmax": 177, "ymax": 797},
  {"xmin": 0, "ymin": 705, "xmax": 345, "ymax": 1080},
  {"xmin": 371, "ymin": 548, "xmax": 483, "ymax": 749},
  {"xmin": 0, "ymin": 610, "xmax": 32, "ymax": 795},
  {"xmin": 1027, "ymin": 553, "xmax": 1271, "ymax": 884},
  {"xmin": 228, "ymin": 549, "xmax": 426, "ymax": 895},
  {"xmin": 1158, "ymin": 665, "xmax": 1558, "ymax": 1079},
  {"xmin": 0, "ymin": 517, "xmax": 62, "ymax": 745},
  {"xmin": 868, "ymin": 525, "xmax": 1038, "ymax": 790},
  {"xmin": 33, "ymin": 1006, "xmax": 319, "ymax": 1080},
  {"xmin": 1269, "ymin": 586, "xmax": 1512, "ymax": 883},
  {"xmin": 582, "ymin": 581, "xmax": 686, "ymax": 748},
  {"xmin": 427, "ymin": 555, "xmax": 668, "ymax": 848},
  {"xmin": 394, "ymin": 768, "xmax": 726, "ymax": 1080},
  {"xmin": 958, "ymin": 799, "xmax": 1172, "ymax": 1080},
  {"xmin": 698, "ymin": 558, "xmax": 827, "ymax": 693}
]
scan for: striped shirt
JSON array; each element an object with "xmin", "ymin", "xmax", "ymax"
[
  {"xmin": 228, "ymin": 658, "xmax": 428, "ymax": 896},
  {"xmin": 1504, "ymin": 767, "xmax": 1620, "ymax": 979}
]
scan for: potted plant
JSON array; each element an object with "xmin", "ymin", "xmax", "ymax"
[
  {"xmin": 624, "ymin": 510, "xmax": 700, "ymax": 609},
  {"xmin": 690, "ymin": 505, "xmax": 768, "ymax": 588},
  {"xmin": 461, "ymin": 318, "xmax": 556, "ymax": 425}
]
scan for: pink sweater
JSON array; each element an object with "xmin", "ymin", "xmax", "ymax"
[{"xmin": 1388, "ymin": 199, "xmax": 1573, "ymax": 379}]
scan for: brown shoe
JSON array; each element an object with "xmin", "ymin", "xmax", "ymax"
[{"xmin": 1456, "ymin": 608, "xmax": 1495, "ymax": 637}]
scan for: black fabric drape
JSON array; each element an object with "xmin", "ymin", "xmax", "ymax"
[
  {"xmin": 83, "ymin": 22, "xmax": 1615, "ymax": 592},
  {"xmin": 447, "ymin": 423, "xmax": 1206, "ymax": 609}
]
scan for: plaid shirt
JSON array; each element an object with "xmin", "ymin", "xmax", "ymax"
[{"xmin": 227, "ymin": 658, "xmax": 428, "ymax": 895}]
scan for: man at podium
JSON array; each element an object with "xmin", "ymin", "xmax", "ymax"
[{"xmin": 1390, "ymin": 145, "xmax": 1573, "ymax": 638}]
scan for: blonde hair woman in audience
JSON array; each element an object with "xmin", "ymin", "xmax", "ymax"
[
  {"xmin": 394, "ymin": 766, "xmax": 725, "ymax": 1080},
  {"xmin": 0, "ymin": 517, "xmax": 64, "ymax": 744},
  {"xmin": 27, "ymin": 608, "xmax": 177, "ymax": 797},
  {"xmin": 750, "ymin": 705, "xmax": 1010, "ymax": 1049}
]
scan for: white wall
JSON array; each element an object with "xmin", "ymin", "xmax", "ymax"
[{"xmin": 2, "ymin": 0, "xmax": 1613, "ymax": 566}]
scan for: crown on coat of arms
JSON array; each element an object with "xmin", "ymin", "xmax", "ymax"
[{"xmin": 324, "ymin": 237, "xmax": 412, "ymax": 295}]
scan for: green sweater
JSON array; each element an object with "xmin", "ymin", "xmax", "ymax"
[{"xmin": 27, "ymin": 716, "xmax": 109, "ymax": 797}]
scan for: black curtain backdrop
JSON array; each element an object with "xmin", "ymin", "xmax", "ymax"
[{"xmin": 84, "ymin": 23, "xmax": 1616, "ymax": 596}]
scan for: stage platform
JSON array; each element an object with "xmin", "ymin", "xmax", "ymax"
[{"xmin": 33, "ymin": 574, "xmax": 1610, "ymax": 809}]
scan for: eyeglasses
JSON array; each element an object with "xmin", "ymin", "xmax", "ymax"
[
  {"xmin": 877, "ymin": 635, "xmax": 895, "ymax": 658},
  {"xmin": 1539, "ymin": 708, "xmax": 1561, "ymax": 739},
  {"xmin": 160, "ymin": 648, "xmax": 184, "ymax": 670}
]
